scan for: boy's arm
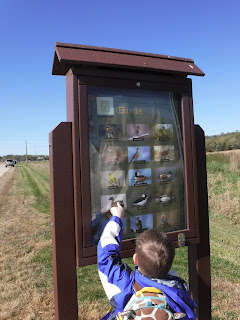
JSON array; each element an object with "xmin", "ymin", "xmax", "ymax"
[{"xmin": 97, "ymin": 206, "xmax": 134, "ymax": 302}]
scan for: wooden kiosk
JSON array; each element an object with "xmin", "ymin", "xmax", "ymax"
[{"xmin": 50, "ymin": 43, "xmax": 211, "ymax": 320}]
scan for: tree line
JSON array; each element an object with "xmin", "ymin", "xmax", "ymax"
[
  {"xmin": 1, "ymin": 131, "xmax": 239, "ymax": 160},
  {"xmin": 0, "ymin": 154, "xmax": 49, "ymax": 162},
  {"xmin": 205, "ymin": 131, "xmax": 240, "ymax": 152}
]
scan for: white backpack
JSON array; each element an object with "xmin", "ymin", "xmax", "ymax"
[{"xmin": 116, "ymin": 284, "xmax": 186, "ymax": 320}]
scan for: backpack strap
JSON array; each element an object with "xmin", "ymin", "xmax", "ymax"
[
  {"xmin": 135, "ymin": 287, "xmax": 164, "ymax": 296},
  {"xmin": 134, "ymin": 281, "xmax": 163, "ymax": 295}
]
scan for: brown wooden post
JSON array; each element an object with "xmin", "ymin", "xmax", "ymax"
[
  {"xmin": 188, "ymin": 125, "xmax": 211, "ymax": 320},
  {"xmin": 66, "ymin": 70, "xmax": 84, "ymax": 265},
  {"xmin": 49, "ymin": 122, "xmax": 78, "ymax": 320}
]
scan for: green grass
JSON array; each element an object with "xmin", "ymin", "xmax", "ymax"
[
  {"xmin": 32, "ymin": 246, "xmax": 53, "ymax": 288},
  {"xmin": 172, "ymin": 247, "xmax": 188, "ymax": 281},
  {"xmin": 15, "ymin": 162, "xmax": 53, "ymax": 288},
  {"xmin": 18, "ymin": 162, "xmax": 50, "ymax": 214},
  {"xmin": 77, "ymin": 264, "xmax": 106, "ymax": 302},
  {"xmin": 210, "ymin": 219, "xmax": 240, "ymax": 282},
  {"xmin": 206, "ymin": 153, "xmax": 231, "ymax": 165},
  {"xmin": 207, "ymin": 152, "xmax": 240, "ymax": 223}
]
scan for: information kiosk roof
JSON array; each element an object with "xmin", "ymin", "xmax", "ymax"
[{"xmin": 52, "ymin": 42, "xmax": 205, "ymax": 77}]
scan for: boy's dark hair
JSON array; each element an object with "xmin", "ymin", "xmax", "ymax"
[{"xmin": 135, "ymin": 229, "xmax": 175, "ymax": 279}]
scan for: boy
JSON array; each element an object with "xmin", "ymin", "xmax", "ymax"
[{"xmin": 97, "ymin": 203, "xmax": 197, "ymax": 320}]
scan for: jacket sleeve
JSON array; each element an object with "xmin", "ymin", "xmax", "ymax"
[{"xmin": 97, "ymin": 216, "xmax": 134, "ymax": 302}]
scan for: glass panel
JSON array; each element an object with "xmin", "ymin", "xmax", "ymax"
[{"xmin": 89, "ymin": 87, "xmax": 186, "ymax": 245}]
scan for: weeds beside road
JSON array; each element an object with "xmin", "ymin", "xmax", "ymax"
[
  {"xmin": 0, "ymin": 157, "xmax": 240, "ymax": 319},
  {"xmin": 0, "ymin": 163, "xmax": 54, "ymax": 320}
]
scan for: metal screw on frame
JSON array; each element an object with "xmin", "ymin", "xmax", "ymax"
[{"xmin": 178, "ymin": 233, "xmax": 186, "ymax": 247}]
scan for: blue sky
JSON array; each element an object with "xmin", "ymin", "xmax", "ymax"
[{"xmin": 0, "ymin": 0, "xmax": 239, "ymax": 156}]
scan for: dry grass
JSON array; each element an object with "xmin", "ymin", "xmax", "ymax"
[
  {"xmin": 229, "ymin": 152, "xmax": 240, "ymax": 171},
  {"xmin": 212, "ymin": 281, "xmax": 240, "ymax": 319},
  {"xmin": 207, "ymin": 150, "xmax": 240, "ymax": 225},
  {"xmin": 78, "ymin": 301, "xmax": 109, "ymax": 320},
  {"xmin": 208, "ymin": 174, "xmax": 240, "ymax": 224},
  {"xmin": 208, "ymin": 149, "xmax": 240, "ymax": 171},
  {"xmin": 0, "ymin": 167, "xmax": 54, "ymax": 320}
]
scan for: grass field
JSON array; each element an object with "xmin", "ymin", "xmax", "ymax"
[
  {"xmin": 0, "ymin": 153, "xmax": 240, "ymax": 319},
  {"xmin": 206, "ymin": 151, "xmax": 240, "ymax": 319}
]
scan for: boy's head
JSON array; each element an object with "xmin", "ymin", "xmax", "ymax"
[{"xmin": 134, "ymin": 229, "xmax": 175, "ymax": 279}]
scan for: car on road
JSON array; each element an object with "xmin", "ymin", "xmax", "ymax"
[{"xmin": 5, "ymin": 159, "xmax": 15, "ymax": 167}]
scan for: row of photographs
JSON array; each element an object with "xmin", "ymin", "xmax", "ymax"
[
  {"xmin": 98, "ymin": 123, "xmax": 174, "ymax": 141},
  {"xmin": 99, "ymin": 145, "xmax": 175, "ymax": 164},
  {"xmin": 92, "ymin": 209, "xmax": 180, "ymax": 245},
  {"xmin": 100, "ymin": 167, "xmax": 176, "ymax": 188},
  {"xmin": 121, "ymin": 211, "xmax": 178, "ymax": 234},
  {"xmin": 100, "ymin": 191, "xmax": 176, "ymax": 212}
]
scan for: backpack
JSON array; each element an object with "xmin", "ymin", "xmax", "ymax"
[{"xmin": 116, "ymin": 283, "xmax": 186, "ymax": 320}]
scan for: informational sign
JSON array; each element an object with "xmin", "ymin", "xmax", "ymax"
[
  {"xmin": 50, "ymin": 43, "xmax": 210, "ymax": 320},
  {"xmin": 89, "ymin": 87, "xmax": 186, "ymax": 245}
]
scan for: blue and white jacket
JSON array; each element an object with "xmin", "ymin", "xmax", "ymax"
[{"xmin": 97, "ymin": 216, "xmax": 197, "ymax": 320}]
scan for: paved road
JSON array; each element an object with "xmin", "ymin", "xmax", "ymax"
[{"xmin": 0, "ymin": 164, "xmax": 10, "ymax": 178}]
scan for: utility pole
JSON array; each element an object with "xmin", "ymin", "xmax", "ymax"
[{"xmin": 26, "ymin": 141, "xmax": 27, "ymax": 162}]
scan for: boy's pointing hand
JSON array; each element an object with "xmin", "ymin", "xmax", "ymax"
[{"xmin": 110, "ymin": 202, "xmax": 125, "ymax": 219}]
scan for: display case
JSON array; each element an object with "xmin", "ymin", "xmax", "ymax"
[
  {"xmin": 74, "ymin": 76, "xmax": 199, "ymax": 265},
  {"xmin": 51, "ymin": 43, "xmax": 204, "ymax": 266},
  {"xmin": 88, "ymin": 87, "xmax": 186, "ymax": 244}
]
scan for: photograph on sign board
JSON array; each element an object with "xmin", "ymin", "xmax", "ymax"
[
  {"xmin": 131, "ymin": 192, "xmax": 152, "ymax": 210},
  {"xmin": 155, "ymin": 190, "xmax": 175, "ymax": 206},
  {"xmin": 129, "ymin": 169, "xmax": 152, "ymax": 187},
  {"xmin": 128, "ymin": 146, "xmax": 151, "ymax": 163},
  {"xmin": 98, "ymin": 124, "xmax": 122, "ymax": 141},
  {"xmin": 129, "ymin": 213, "xmax": 153, "ymax": 233},
  {"xmin": 127, "ymin": 124, "xmax": 150, "ymax": 140},
  {"xmin": 155, "ymin": 167, "xmax": 176, "ymax": 184},
  {"xmin": 99, "ymin": 145, "xmax": 125, "ymax": 164},
  {"xmin": 100, "ymin": 193, "xmax": 127, "ymax": 214},
  {"xmin": 154, "ymin": 146, "xmax": 174, "ymax": 162},
  {"xmin": 153, "ymin": 124, "xmax": 174, "ymax": 141},
  {"xmin": 100, "ymin": 170, "xmax": 126, "ymax": 189},
  {"xmin": 156, "ymin": 210, "xmax": 178, "ymax": 232}
]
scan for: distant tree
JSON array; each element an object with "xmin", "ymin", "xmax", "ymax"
[{"xmin": 205, "ymin": 131, "xmax": 240, "ymax": 152}]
